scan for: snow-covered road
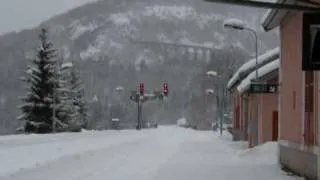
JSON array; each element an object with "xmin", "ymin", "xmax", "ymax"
[{"xmin": 0, "ymin": 126, "xmax": 302, "ymax": 180}]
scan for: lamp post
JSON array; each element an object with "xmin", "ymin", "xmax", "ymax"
[
  {"xmin": 205, "ymin": 88, "xmax": 219, "ymax": 132},
  {"xmin": 224, "ymin": 19, "xmax": 259, "ymax": 145},
  {"xmin": 223, "ymin": 20, "xmax": 258, "ymax": 80},
  {"xmin": 206, "ymin": 70, "xmax": 224, "ymax": 135},
  {"xmin": 112, "ymin": 86, "xmax": 124, "ymax": 129}
]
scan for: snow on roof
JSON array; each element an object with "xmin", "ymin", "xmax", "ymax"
[
  {"xmin": 260, "ymin": 9, "xmax": 273, "ymax": 25},
  {"xmin": 237, "ymin": 59, "xmax": 279, "ymax": 94},
  {"xmin": 227, "ymin": 47, "xmax": 280, "ymax": 90},
  {"xmin": 261, "ymin": 0, "xmax": 291, "ymax": 31},
  {"xmin": 61, "ymin": 62, "xmax": 73, "ymax": 69}
]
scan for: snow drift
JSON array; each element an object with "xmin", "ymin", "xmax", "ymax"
[{"xmin": 237, "ymin": 142, "xmax": 278, "ymax": 164}]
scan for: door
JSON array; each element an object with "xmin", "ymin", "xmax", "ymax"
[{"xmin": 272, "ymin": 111, "xmax": 279, "ymax": 141}]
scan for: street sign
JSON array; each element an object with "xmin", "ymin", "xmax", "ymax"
[{"xmin": 250, "ymin": 83, "xmax": 278, "ymax": 93}]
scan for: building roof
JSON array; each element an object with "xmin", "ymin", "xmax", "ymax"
[
  {"xmin": 237, "ymin": 59, "xmax": 280, "ymax": 94},
  {"xmin": 227, "ymin": 47, "xmax": 280, "ymax": 90},
  {"xmin": 261, "ymin": 0, "xmax": 292, "ymax": 31}
]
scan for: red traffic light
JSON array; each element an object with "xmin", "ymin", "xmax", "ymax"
[
  {"xmin": 139, "ymin": 83, "xmax": 144, "ymax": 95},
  {"xmin": 163, "ymin": 83, "xmax": 168, "ymax": 96}
]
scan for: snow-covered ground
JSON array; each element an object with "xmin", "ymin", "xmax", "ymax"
[{"xmin": 0, "ymin": 126, "xmax": 303, "ymax": 180}]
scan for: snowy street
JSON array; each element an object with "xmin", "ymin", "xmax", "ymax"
[{"xmin": 0, "ymin": 126, "xmax": 301, "ymax": 180}]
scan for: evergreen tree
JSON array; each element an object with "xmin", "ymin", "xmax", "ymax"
[
  {"xmin": 19, "ymin": 28, "xmax": 60, "ymax": 133},
  {"xmin": 69, "ymin": 62, "xmax": 89, "ymax": 128},
  {"xmin": 58, "ymin": 61, "xmax": 78, "ymax": 125}
]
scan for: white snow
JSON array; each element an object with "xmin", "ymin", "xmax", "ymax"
[
  {"xmin": 79, "ymin": 34, "xmax": 106, "ymax": 60},
  {"xmin": 143, "ymin": 5, "xmax": 197, "ymax": 20},
  {"xmin": 109, "ymin": 12, "xmax": 132, "ymax": 25},
  {"xmin": 157, "ymin": 33, "xmax": 172, "ymax": 43},
  {"xmin": 261, "ymin": 9, "xmax": 273, "ymax": 25},
  {"xmin": 61, "ymin": 62, "xmax": 73, "ymax": 69},
  {"xmin": 237, "ymin": 59, "xmax": 280, "ymax": 94},
  {"xmin": 237, "ymin": 141, "xmax": 278, "ymax": 164},
  {"xmin": 206, "ymin": 70, "xmax": 218, "ymax": 76},
  {"xmin": 227, "ymin": 47, "xmax": 280, "ymax": 89},
  {"xmin": 115, "ymin": 86, "xmax": 124, "ymax": 92},
  {"xmin": 0, "ymin": 126, "xmax": 302, "ymax": 180},
  {"xmin": 213, "ymin": 31, "xmax": 225, "ymax": 42},
  {"xmin": 109, "ymin": 39, "xmax": 123, "ymax": 49},
  {"xmin": 177, "ymin": 117, "xmax": 187, "ymax": 126},
  {"xmin": 111, "ymin": 118, "xmax": 120, "ymax": 122},
  {"xmin": 142, "ymin": 5, "xmax": 223, "ymax": 28},
  {"xmin": 223, "ymin": 18, "xmax": 246, "ymax": 29},
  {"xmin": 205, "ymin": 88, "xmax": 215, "ymax": 95},
  {"xmin": 92, "ymin": 94, "xmax": 98, "ymax": 102},
  {"xmin": 70, "ymin": 20, "xmax": 98, "ymax": 40}
]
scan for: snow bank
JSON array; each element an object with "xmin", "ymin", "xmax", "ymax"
[
  {"xmin": 237, "ymin": 142, "xmax": 278, "ymax": 164},
  {"xmin": 227, "ymin": 47, "xmax": 280, "ymax": 90},
  {"xmin": 237, "ymin": 59, "xmax": 279, "ymax": 94}
]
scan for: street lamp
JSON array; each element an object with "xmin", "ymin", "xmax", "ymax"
[
  {"xmin": 224, "ymin": 19, "xmax": 259, "ymax": 145},
  {"xmin": 206, "ymin": 70, "xmax": 224, "ymax": 135},
  {"xmin": 223, "ymin": 19, "xmax": 258, "ymax": 80},
  {"xmin": 205, "ymin": 88, "xmax": 219, "ymax": 132}
]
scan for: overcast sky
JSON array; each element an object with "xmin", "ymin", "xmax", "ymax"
[{"xmin": 0, "ymin": 0, "xmax": 96, "ymax": 35}]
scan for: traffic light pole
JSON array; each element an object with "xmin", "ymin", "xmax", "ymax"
[
  {"xmin": 137, "ymin": 101, "xmax": 142, "ymax": 130},
  {"xmin": 130, "ymin": 83, "xmax": 168, "ymax": 131}
]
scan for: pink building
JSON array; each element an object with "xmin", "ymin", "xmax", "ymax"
[
  {"xmin": 228, "ymin": 48, "xmax": 279, "ymax": 147},
  {"xmin": 237, "ymin": 59, "xmax": 279, "ymax": 147},
  {"xmin": 262, "ymin": 2, "xmax": 320, "ymax": 179}
]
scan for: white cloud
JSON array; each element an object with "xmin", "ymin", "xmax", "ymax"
[{"xmin": 0, "ymin": 0, "xmax": 97, "ymax": 35}]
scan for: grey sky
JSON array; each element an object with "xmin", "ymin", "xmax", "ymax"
[{"xmin": 0, "ymin": 0, "xmax": 96, "ymax": 35}]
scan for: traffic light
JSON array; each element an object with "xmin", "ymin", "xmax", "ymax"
[
  {"xmin": 163, "ymin": 83, "xmax": 168, "ymax": 96},
  {"xmin": 139, "ymin": 83, "xmax": 144, "ymax": 95}
]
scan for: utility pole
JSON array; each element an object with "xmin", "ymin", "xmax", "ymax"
[{"xmin": 137, "ymin": 98, "xmax": 143, "ymax": 130}]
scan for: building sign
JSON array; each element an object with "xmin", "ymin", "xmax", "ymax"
[
  {"xmin": 250, "ymin": 83, "xmax": 278, "ymax": 93},
  {"xmin": 302, "ymin": 13, "xmax": 320, "ymax": 71}
]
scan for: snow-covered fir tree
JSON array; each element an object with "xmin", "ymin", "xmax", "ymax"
[
  {"xmin": 19, "ymin": 28, "xmax": 69, "ymax": 133},
  {"xmin": 58, "ymin": 61, "xmax": 89, "ymax": 128},
  {"xmin": 69, "ymin": 62, "xmax": 89, "ymax": 128},
  {"xmin": 57, "ymin": 61, "xmax": 78, "ymax": 126}
]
